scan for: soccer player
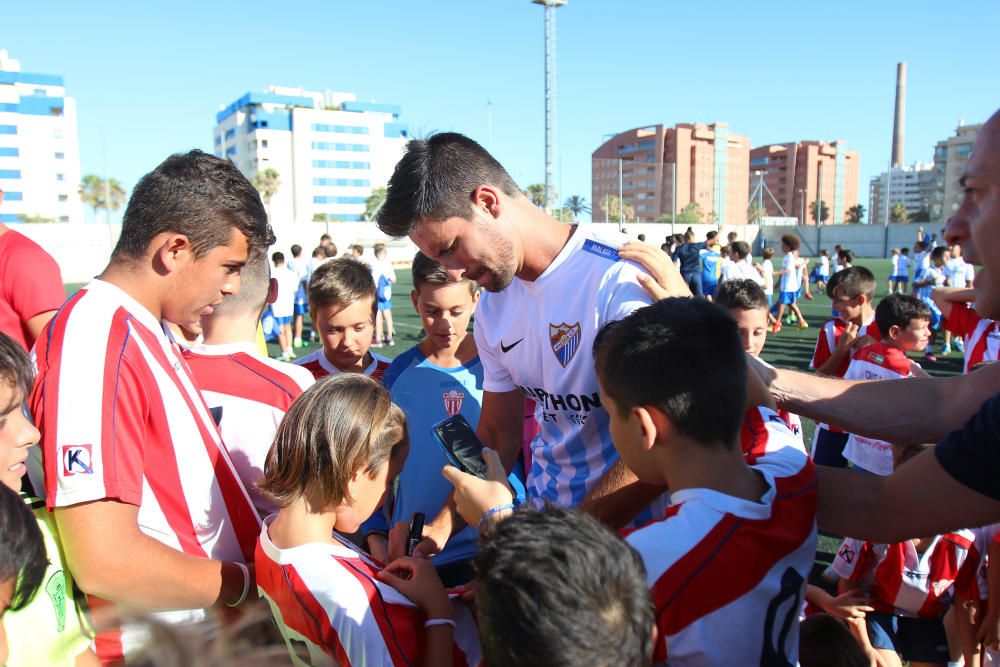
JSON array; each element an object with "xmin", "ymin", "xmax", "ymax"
[
  {"xmin": 372, "ymin": 242, "xmax": 397, "ymax": 347},
  {"xmin": 184, "ymin": 251, "xmax": 315, "ymax": 517},
  {"xmin": 933, "ymin": 287, "xmax": 1000, "ymax": 374},
  {"xmin": 295, "ymin": 257, "xmax": 391, "ymax": 381},
  {"xmin": 446, "ymin": 298, "xmax": 818, "ymax": 665},
  {"xmin": 810, "ymin": 267, "xmax": 881, "ymax": 467},
  {"xmin": 672, "ymin": 230, "xmax": 706, "ymax": 297},
  {"xmin": 377, "ymin": 133, "xmax": 683, "ymax": 556},
  {"xmin": 889, "ymin": 248, "xmax": 901, "ymax": 295},
  {"xmin": 832, "ymin": 444, "xmax": 980, "ymax": 667},
  {"xmin": 841, "ymin": 295, "xmax": 931, "ymax": 476},
  {"xmin": 720, "ymin": 241, "xmax": 764, "ymax": 285},
  {"xmin": 29, "ymin": 150, "xmax": 272, "ymax": 663},
  {"xmin": 700, "ymin": 232, "xmax": 722, "ymax": 300},
  {"xmin": 365, "ymin": 251, "xmax": 524, "ymax": 585},
  {"xmin": 772, "ymin": 234, "xmax": 809, "ymax": 330},
  {"xmin": 897, "ymin": 247, "xmax": 912, "ymax": 294},
  {"xmin": 913, "ymin": 246, "xmax": 949, "ymax": 361},
  {"xmin": 255, "ymin": 375, "xmax": 482, "ymax": 666},
  {"xmin": 270, "ymin": 251, "xmax": 298, "ymax": 361},
  {"xmin": 286, "ymin": 243, "xmax": 310, "ymax": 349}
]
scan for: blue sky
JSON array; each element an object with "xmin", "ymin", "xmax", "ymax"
[{"xmin": 5, "ymin": 0, "xmax": 999, "ymax": 223}]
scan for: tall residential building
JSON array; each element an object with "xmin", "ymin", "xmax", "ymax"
[
  {"xmin": 214, "ymin": 85, "xmax": 409, "ymax": 225},
  {"xmin": 0, "ymin": 49, "xmax": 82, "ymax": 224},
  {"xmin": 868, "ymin": 162, "xmax": 936, "ymax": 225},
  {"xmin": 591, "ymin": 122, "xmax": 750, "ymax": 225},
  {"xmin": 748, "ymin": 141, "xmax": 860, "ymax": 225},
  {"xmin": 930, "ymin": 122, "xmax": 981, "ymax": 221}
]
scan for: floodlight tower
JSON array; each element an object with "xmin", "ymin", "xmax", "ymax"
[{"xmin": 532, "ymin": 0, "xmax": 566, "ymax": 211}]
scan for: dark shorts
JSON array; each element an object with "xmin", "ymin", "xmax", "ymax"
[
  {"xmin": 293, "ymin": 302, "xmax": 308, "ymax": 316},
  {"xmin": 892, "ymin": 275, "xmax": 909, "ymax": 283},
  {"xmin": 682, "ymin": 272, "xmax": 703, "ymax": 297},
  {"xmin": 703, "ymin": 281, "xmax": 718, "ymax": 298},
  {"xmin": 866, "ymin": 611, "xmax": 949, "ymax": 663}
]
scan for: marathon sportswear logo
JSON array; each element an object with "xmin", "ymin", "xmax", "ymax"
[
  {"xmin": 549, "ymin": 322, "xmax": 581, "ymax": 368},
  {"xmin": 500, "ymin": 338, "xmax": 524, "ymax": 353},
  {"xmin": 443, "ymin": 389, "xmax": 465, "ymax": 416},
  {"xmin": 582, "ymin": 239, "xmax": 619, "ymax": 261},
  {"xmin": 516, "ymin": 385, "xmax": 601, "ymax": 413},
  {"xmin": 62, "ymin": 445, "xmax": 94, "ymax": 476}
]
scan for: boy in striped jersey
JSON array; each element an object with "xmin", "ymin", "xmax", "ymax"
[
  {"xmin": 934, "ymin": 287, "xmax": 1000, "ymax": 374},
  {"xmin": 295, "ymin": 257, "xmax": 391, "ymax": 382}
]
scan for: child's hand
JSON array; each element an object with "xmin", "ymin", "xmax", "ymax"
[
  {"xmin": 366, "ymin": 532, "xmax": 389, "ymax": 564},
  {"xmin": 977, "ymin": 606, "xmax": 1000, "ymax": 650},
  {"xmin": 837, "ymin": 322, "xmax": 860, "ymax": 350},
  {"xmin": 441, "ymin": 448, "xmax": 514, "ymax": 528},
  {"xmin": 823, "ymin": 589, "xmax": 874, "ymax": 620},
  {"xmin": 378, "ymin": 556, "xmax": 452, "ymax": 619}
]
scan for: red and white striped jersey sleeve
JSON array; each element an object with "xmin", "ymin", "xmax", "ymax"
[
  {"xmin": 256, "ymin": 520, "xmax": 482, "ymax": 666},
  {"xmin": 810, "ymin": 320, "xmax": 839, "ymax": 371},
  {"xmin": 739, "ymin": 406, "xmax": 807, "ymax": 464},
  {"xmin": 623, "ymin": 447, "xmax": 817, "ymax": 665},
  {"xmin": 945, "ymin": 302, "xmax": 1000, "ymax": 374}
]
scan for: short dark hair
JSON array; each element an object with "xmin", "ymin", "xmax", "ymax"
[
  {"xmin": 115, "ymin": 150, "xmax": 274, "ymax": 259},
  {"xmin": 377, "ymin": 133, "xmax": 521, "ymax": 237},
  {"xmin": 731, "ymin": 241, "xmax": 750, "ymax": 260},
  {"xmin": 826, "ymin": 266, "xmax": 876, "ymax": 300},
  {"xmin": 716, "ymin": 279, "xmax": 768, "ymax": 312},
  {"xmin": 637, "ymin": 233, "xmax": 646, "ymax": 242},
  {"xmin": 311, "ymin": 245, "xmax": 325, "ymax": 258},
  {"xmin": 410, "ymin": 251, "xmax": 474, "ymax": 294},
  {"xmin": 798, "ymin": 614, "xmax": 870, "ymax": 667},
  {"xmin": 931, "ymin": 246, "xmax": 948, "ymax": 262},
  {"xmin": 0, "ymin": 484, "xmax": 47, "ymax": 613},
  {"xmin": 901, "ymin": 247, "xmax": 910, "ymax": 255},
  {"xmin": 838, "ymin": 249, "xmax": 854, "ymax": 264},
  {"xmin": 594, "ymin": 298, "xmax": 746, "ymax": 447},
  {"xmin": 780, "ymin": 234, "xmax": 800, "ymax": 251},
  {"xmin": 271, "ymin": 251, "xmax": 284, "ymax": 264},
  {"xmin": 706, "ymin": 231, "xmax": 718, "ymax": 241},
  {"xmin": 475, "ymin": 507, "xmax": 653, "ymax": 667},
  {"xmin": 308, "ymin": 257, "xmax": 376, "ymax": 315},
  {"xmin": 0, "ymin": 332, "xmax": 33, "ymax": 410},
  {"xmin": 323, "ymin": 243, "xmax": 338, "ymax": 258},
  {"xmin": 290, "ymin": 244, "xmax": 302, "ymax": 257},
  {"xmin": 875, "ymin": 294, "xmax": 931, "ymax": 335}
]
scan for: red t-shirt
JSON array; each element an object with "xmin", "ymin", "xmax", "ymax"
[{"xmin": 0, "ymin": 229, "xmax": 65, "ymax": 349}]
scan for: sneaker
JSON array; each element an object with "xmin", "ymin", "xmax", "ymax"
[
  {"xmin": 784, "ymin": 316, "xmax": 797, "ymax": 325},
  {"xmin": 385, "ymin": 336, "xmax": 394, "ymax": 346},
  {"xmin": 942, "ymin": 344, "xmax": 952, "ymax": 356},
  {"xmin": 955, "ymin": 338, "xmax": 965, "ymax": 352},
  {"xmin": 804, "ymin": 293, "xmax": 815, "ymax": 301},
  {"xmin": 372, "ymin": 340, "xmax": 384, "ymax": 348},
  {"xmin": 924, "ymin": 351, "xmax": 938, "ymax": 362},
  {"xmin": 293, "ymin": 337, "xmax": 303, "ymax": 348},
  {"xmin": 771, "ymin": 322, "xmax": 782, "ymax": 334},
  {"xmin": 279, "ymin": 352, "xmax": 291, "ymax": 362},
  {"xmin": 797, "ymin": 321, "xmax": 809, "ymax": 330}
]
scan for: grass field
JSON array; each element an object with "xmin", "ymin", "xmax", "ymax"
[{"xmin": 65, "ymin": 254, "xmax": 962, "ymax": 586}]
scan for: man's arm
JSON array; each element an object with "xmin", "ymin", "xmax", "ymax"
[
  {"xmin": 817, "ymin": 452, "xmax": 1000, "ymax": 542},
  {"xmin": 753, "ymin": 357, "xmax": 1000, "ymax": 444},
  {"xmin": 579, "ymin": 460, "xmax": 666, "ymax": 529},
  {"xmin": 932, "ymin": 287, "xmax": 977, "ymax": 321},
  {"xmin": 56, "ymin": 500, "xmax": 248, "ymax": 610}
]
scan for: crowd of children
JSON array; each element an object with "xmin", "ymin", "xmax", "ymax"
[{"xmin": 3, "ymin": 219, "xmax": 1000, "ymax": 667}]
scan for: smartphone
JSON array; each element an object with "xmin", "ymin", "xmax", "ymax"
[{"xmin": 432, "ymin": 414, "xmax": 489, "ymax": 479}]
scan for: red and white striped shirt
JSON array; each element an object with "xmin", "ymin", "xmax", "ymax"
[
  {"xmin": 184, "ymin": 342, "xmax": 315, "ymax": 517},
  {"xmin": 30, "ymin": 279, "xmax": 261, "ymax": 662},
  {"xmin": 944, "ymin": 302, "xmax": 1000, "ymax": 374},
  {"xmin": 841, "ymin": 342, "xmax": 917, "ymax": 475},
  {"xmin": 295, "ymin": 348, "xmax": 391, "ymax": 382},
  {"xmin": 622, "ymin": 447, "xmax": 817, "ymax": 665},
  {"xmin": 739, "ymin": 406, "xmax": 807, "ymax": 464},
  {"xmin": 256, "ymin": 517, "xmax": 482, "ymax": 666},
  {"xmin": 832, "ymin": 530, "xmax": 980, "ymax": 618}
]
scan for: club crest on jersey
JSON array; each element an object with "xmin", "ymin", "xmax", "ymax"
[
  {"xmin": 443, "ymin": 389, "xmax": 465, "ymax": 416},
  {"xmin": 62, "ymin": 445, "xmax": 94, "ymax": 476},
  {"xmin": 549, "ymin": 322, "xmax": 581, "ymax": 368},
  {"xmin": 866, "ymin": 351, "xmax": 886, "ymax": 364}
]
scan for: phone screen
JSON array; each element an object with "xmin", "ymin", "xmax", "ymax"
[{"xmin": 432, "ymin": 414, "xmax": 489, "ymax": 479}]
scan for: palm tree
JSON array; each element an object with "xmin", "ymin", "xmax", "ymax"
[
  {"xmin": 890, "ymin": 203, "xmax": 909, "ymax": 224},
  {"xmin": 563, "ymin": 195, "xmax": 590, "ymax": 220},
  {"xmin": 105, "ymin": 179, "xmax": 126, "ymax": 215},
  {"xmin": 845, "ymin": 204, "xmax": 865, "ymax": 224},
  {"xmin": 79, "ymin": 175, "xmax": 127, "ymax": 223},
  {"xmin": 363, "ymin": 187, "xmax": 387, "ymax": 221},
  {"xmin": 747, "ymin": 201, "xmax": 765, "ymax": 225},
  {"xmin": 598, "ymin": 195, "xmax": 634, "ymax": 223},
  {"xmin": 810, "ymin": 200, "xmax": 830, "ymax": 225},
  {"xmin": 252, "ymin": 169, "xmax": 281, "ymax": 220},
  {"xmin": 525, "ymin": 183, "xmax": 546, "ymax": 208}
]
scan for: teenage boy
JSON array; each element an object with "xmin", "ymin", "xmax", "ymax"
[
  {"xmin": 445, "ymin": 298, "xmax": 818, "ymax": 665},
  {"xmin": 933, "ymin": 287, "xmax": 1000, "ymax": 374},
  {"xmin": 365, "ymin": 252, "xmax": 524, "ymax": 585},
  {"xmin": 295, "ymin": 257, "xmax": 391, "ymax": 380},
  {"xmin": 184, "ymin": 251, "xmax": 315, "ymax": 517},
  {"xmin": 772, "ymin": 234, "xmax": 809, "ymax": 330},
  {"xmin": 841, "ymin": 295, "xmax": 931, "ymax": 476},
  {"xmin": 809, "ymin": 267, "xmax": 881, "ymax": 468},
  {"xmin": 30, "ymin": 150, "xmax": 273, "ymax": 663}
]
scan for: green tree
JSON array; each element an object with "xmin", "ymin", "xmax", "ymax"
[
  {"xmin": 252, "ymin": 168, "xmax": 281, "ymax": 218},
  {"xmin": 890, "ymin": 203, "xmax": 909, "ymax": 224},
  {"xmin": 910, "ymin": 208, "xmax": 931, "ymax": 223},
  {"xmin": 809, "ymin": 200, "xmax": 830, "ymax": 225},
  {"xmin": 675, "ymin": 202, "xmax": 704, "ymax": 227},
  {"xmin": 79, "ymin": 174, "xmax": 127, "ymax": 223},
  {"xmin": 16, "ymin": 213, "xmax": 56, "ymax": 223},
  {"xmin": 364, "ymin": 186, "xmax": 387, "ymax": 221},
  {"xmin": 525, "ymin": 183, "xmax": 546, "ymax": 208},
  {"xmin": 845, "ymin": 204, "xmax": 865, "ymax": 224},
  {"xmin": 598, "ymin": 195, "xmax": 634, "ymax": 223},
  {"xmin": 563, "ymin": 195, "xmax": 590, "ymax": 220},
  {"xmin": 747, "ymin": 201, "xmax": 765, "ymax": 225}
]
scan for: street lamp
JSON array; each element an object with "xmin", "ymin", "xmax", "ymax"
[
  {"xmin": 798, "ymin": 188, "xmax": 806, "ymax": 225},
  {"xmin": 532, "ymin": 0, "xmax": 567, "ymax": 212}
]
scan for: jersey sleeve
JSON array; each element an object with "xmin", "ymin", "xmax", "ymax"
[
  {"xmin": 934, "ymin": 394, "xmax": 1000, "ymax": 502},
  {"xmin": 3, "ymin": 236, "xmax": 65, "ymax": 323},
  {"xmin": 474, "ymin": 311, "xmax": 516, "ymax": 393},
  {"xmin": 810, "ymin": 326, "xmax": 833, "ymax": 370},
  {"xmin": 943, "ymin": 301, "xmax": 980, "ymax": 337},
  {"xmin": 954, "ymin": 539, "xmax": 982, "ymax": 602},
  {"xmin": 831, "ymin": 538, "xmax": 868, "ymax": 581},
  {"xmin": 35, "ymin": 346, "xmax": 148, "ymax": 509},
  {"xmin": 604, "ymin": 262, "xmax": 654, "ymax": 323}
]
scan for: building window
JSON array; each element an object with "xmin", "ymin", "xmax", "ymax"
[
  {"xmin": 3, "ymin": 191, "xmax": 23, "ymax": 201},
  {"xmin": 58, "ymin": 194, "xmax": 68, "ymax": 202},
  {"xmin": 261, "ymin": 139, "xmax": 269, "ymax": 149},
  {"xmin": 0, "ymin": 147, "xmax": 18, "ymax": 157},
  {"xmin": 312, "ymin": 124, "xmax": 370, "ymax": 135},
  {"xmin": 54, "ymin": 152, "xmax": 64, "ymax": 160},
  {"xmin": 54, "ymin": 129, "xmax": 64, "ymax": 139},
  {"xmin": 59, "ymin": 216, "xmax": 69, "ymax": 222},
  {"xmin": 311, "ymin": 141, "xmax": 370, "ymax": 152},
  {"xmin": 224, "ymin": 128, "xmax": 236, "ymax": 141},
  {"xmin": 56, "ymin": 173, "xmax": 64, "ymax": 181},
  {"xmin": 313, "ymin": 195, "xmax": 367, "ymax": 205},
  {"xmin": 312, "ymin": 160, "xmax": 371, "ymax": 169},
  {"xmin": 0, "ymin": 125, "xmax": 16, "ymax": 135},
  {"xmin": 0, "ymin": 170, "xmax": 21, "ymax": 179},
  {"xmin": 638, "ymin": 140, "xmax": 655, "ymax": 150}
]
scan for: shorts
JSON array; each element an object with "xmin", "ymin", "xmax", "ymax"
[
  {"xmin": 703, "ymin": 281, "xmax": 718, "ymax": 298},
  {"xmin": 918, "ymin": 296, "xmax": 942, "ymax": 329},
  {"xmin": 377, "ymin": 300, "xmax": 393, "ymax": 312},
  {"xmin": 866, "ymin": 611, "xmax": 949, "ymax": 663},
  {"xmin": 778, "ymin": 291, "xmax": 798, "ymax": 305},
  {"xmin": 274, "ymin": 315, "xmax": 292, "ymax": 327},
  {"xmin": 293, "ymin": 302, "xmax": 308, "ymax": 316},
  {"xmin": 892, "ymin": 275, "xmax": 909, "ymax": 283}
]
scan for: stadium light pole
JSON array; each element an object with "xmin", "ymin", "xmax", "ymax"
[{"xmin": 532, "ymin": 0, "xmax": 566, "ymax": 212}]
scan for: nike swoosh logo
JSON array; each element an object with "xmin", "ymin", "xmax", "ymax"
[{"xmin": 500, "ymin": 338, "xmax": 524, "ymax": 353}]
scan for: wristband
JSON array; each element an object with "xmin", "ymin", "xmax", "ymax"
[
  {"xmin": 424, "ymin": 618, "xmax": 456, "ymax": 629},
  {"xmin": 227, "ymin": 562, "xmax": 251, "ymax": 608},
  {"xmin": 478, "ymin": 503, "xmax": 516, "ymax": 530}
]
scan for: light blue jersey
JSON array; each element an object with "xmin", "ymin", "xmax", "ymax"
[{"xmin": 371, "ymin": 345, "xmax": 525, "ymax": 566}]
